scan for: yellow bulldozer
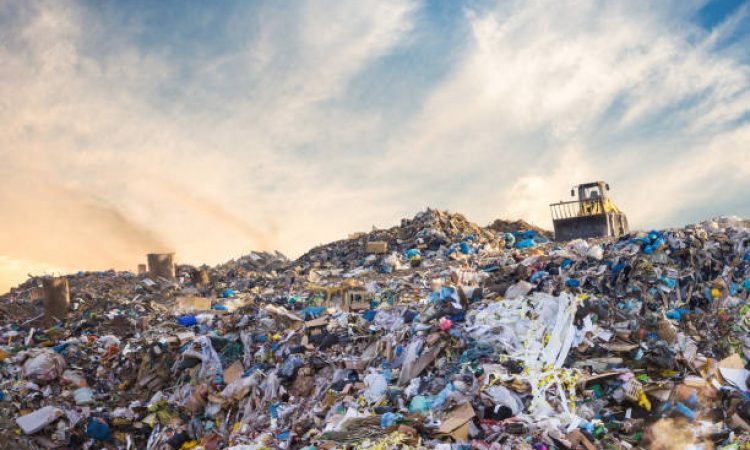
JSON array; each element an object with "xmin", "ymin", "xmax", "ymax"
[{"xmin": 549, "ymin": 181, "xmax": 629, "ymax": 241}]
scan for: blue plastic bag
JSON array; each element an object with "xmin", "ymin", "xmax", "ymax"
[
  {"xmin": 86, "ymin": 418, "xmax": 112, "ymax": 441},
  {"xmin": 380, "ymin": 412, "xmax": 403, "ymax": 428},
  {"xmin": 408, "ymin": 395, "xmax": 433, "ymax": 413},
  {"xmin": 659, "ymin": 276, "xmax": 676, "ymax": 289},
  {"xmin": 405, "ymin": 248, "xmax": 422, "ymax": 259},
  {"xmin": 529, "ymin": 271, "xmax": 548, "ymax": 283},
  {"xmin": 666, "ymin": 308, "xmax": 690, "ymax": 321},
  {"xmin": 516, "ymin": 239, "xmax": 535, "ymax": 249},
  {"xmin": 304, "ymin": 306, "xmax": 327, "ymax": 319},
  {"xmin": 520, "ymin": 230, "xmax": 536, "ymax": 239},
  {"xmin": 177, "ymin": 315, "xmax": 197, "ymax": 327}
]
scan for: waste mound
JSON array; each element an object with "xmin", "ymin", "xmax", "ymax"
[
  {"xmin": 295, "ymin": 209, "xmax": 496, "ymax": 271},
  {"xmin": 0, "ymin": 213, "xmax": 748, "ymax": 449},
  {"xmin": 486, "ymin": 218, "xmax": 553, "ymax": 239}
]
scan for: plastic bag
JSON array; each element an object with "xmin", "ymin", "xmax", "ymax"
[
  {"xmin": 363, "ymin": 372, "xmax": 387, "ymax": 404},
  {"xmin": 431, "ymin": 382, "xmax": 455, "ymax": 411},
  {"xmin": 194, "ymin": 336, "xmax": 222, "ymax": 380},
  {"xmin": 86, "ymin": 418, "xmax": 112, "ymax": 441},
  {"xmin": 262, "ymin": 371, "xmax": 280, "ymax": 403},
  {"xmin": 505, "ymin": 281, "xmax": 532, "ymax": 299},
  {"xmin": 397, "ymin": 338, "xmax": 424, "ymax": 385},
  {"xmin": 97, "ymin": 335, "xmax": 121, "ymax": 350},
  {"xmin": 404, "ymin": 378, "xmax": 421, "ymax": 399},
  {"xmin": 408, "ymin": 395, "xmax": 432, "ymax": 413},
  {"xmin": 177, "ymin": 315, "xmax": 197, "ymax": 327},
  {"xmin": 372, "ymin": 311, "xmax": 404, "ymax": 332},
  {"xmin": 567, "ymin": 239, "xmax": 590, "ymax": 257},
  {"xmin": 240, "ymin": 331, "xmax": 255, "ymax": 367},
  {"xmin": 405, "ymin": 248, "xmax": 422, "ymax": 260},
  {"xmin": 61, "ymin": 369, "xmax": 87, "ymax": 387},
  {"xmin": 516, "ymin": 239, "xmax": 535, "ymax": 249},
  {"xmin": 74, "ymin": 387, "xmax": 94, "ymax": 405},
  {"xmin": 587, "ymin": 244, "xmax": 604, "ymax": 260},
  {"xmin": 221, "ymin": 374, "xmax": 259, "ymax": 401},
  {"xmin": 23, "ymin": 349, "xmax": 66, "ymax": 382},
  {"xmin": 482, "ymin": 385, "xmax": 523, "ymax": 415},
  {"xmin": 279, "ymin": 354, "xmax": 303, "ymax": 380},
  {"xmin": 380, "ymin": 412, "xmax": 403, "ymax": 428}
]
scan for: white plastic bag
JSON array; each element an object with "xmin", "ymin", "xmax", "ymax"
[
  {"xmin": 505, "ymin": 281, "xmax": 532, "ymax": 299},
  {"xmin": 363, "ymin": 372, "xmax": 387, "ymax": 404},
  {"xmin": 194, "ymin": 335, "xmax": 222, "ymax": 380},
  {"xmin": 23, "ymin": 349, "xmax": 66, "ymax": 382},
  {"xmin": 482, "ymin": 385, "xmax": 523, "ymax": 415}
]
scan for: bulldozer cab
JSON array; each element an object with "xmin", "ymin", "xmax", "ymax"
[
  {"xmin": 550, "ymin": 181, "xmax": 628, "ymax": 241},
  {"xmin": 574, "ymin": 181, "xmax": 619, "ymax": 216},
  {"xmin": 576, "ymin": 182, "xmax": 605, "ymax": 201}
]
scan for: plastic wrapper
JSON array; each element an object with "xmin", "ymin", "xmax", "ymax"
[{"xmin": 23, "ymin": 349, "xmax": 66, "ymax": 382}]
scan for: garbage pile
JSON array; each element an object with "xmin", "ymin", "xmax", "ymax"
[
  {"xmin": 296, "ymin": 209, "xmax": 497, "ymax": 270},
  {"xmin": 0, "ymin": 210, "xmax": 749, "ymax": 450},
  {"xmin": 486, "ymin": 219, "xmax": 553, "ymax": 240}
]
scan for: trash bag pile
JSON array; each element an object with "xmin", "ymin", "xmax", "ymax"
[{"xmin": 0, "ymin": 210, "xmax": 749, "ymax": 450}]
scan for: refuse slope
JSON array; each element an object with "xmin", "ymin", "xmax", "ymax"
[{"xmin": 0, "ymin": 210, "xmax": 749, "ymax": 450}]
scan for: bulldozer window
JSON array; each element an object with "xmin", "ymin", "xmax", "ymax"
[{"xmin": 582, "ymin": 186, "xmax": 602, "ymax": 200}]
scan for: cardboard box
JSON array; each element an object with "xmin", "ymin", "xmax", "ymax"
[
  {"xmin": 223, "ymin": 361, "xmax": 244, "ymax": 385},
  {"xmin": 437, "ymin": 402, "xmax": 475, "ymax": 440},
  {"xmin": 177, "ymin": 296, "xmax": 212, "ymax": 311},
  {"xmin": 366, "ymin": 241, "xmax": 388, "ymax": 254}
]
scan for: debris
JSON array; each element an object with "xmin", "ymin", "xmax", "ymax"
[
  {"xmin": 177, "ymin": 295, "xmax": 212, "ymax": 311},
  {"xmin": 16, "ymin": 406, "xmax": 63, "ymax": 435},
  {"xmin": 42, "ymin": 277, "xmax": 69, "ymax": 325},
  {"xmin": 0, "ymin": 210, "xmax": 747, "ymax": 449},
  {"xmin": 147, "ymin": 252, "xmax": 175, "ymax": 280},
  {"xmin": 437, "ymin": 402, "xmax": 475, "ymax": 441},
  {"xmin": 366, "ymin": 241, "xmax": 388, "ymax": 254}
]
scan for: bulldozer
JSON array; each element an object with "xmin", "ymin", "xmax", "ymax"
[{"xmin": 549, "ymin": 181, "xmax": 629, "ymax": 241}]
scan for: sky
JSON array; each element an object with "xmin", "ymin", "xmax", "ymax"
[{"xmin": 1, "ymin": 0, "xmax": 750, "ymax": 293}]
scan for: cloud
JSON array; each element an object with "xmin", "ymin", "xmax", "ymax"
[
  {"xmin": 372, "ymin": 0, "xmax": 750, "ymax": 227},
  {"xmin": 1, "ymin": 0, "xmax": 749, "ymax": 293},
  {"xmin": 0, "ymin": 0, "xmax": 418, "ymax": 291}
]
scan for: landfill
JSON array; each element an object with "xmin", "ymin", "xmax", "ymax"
[{"xmin": 1, "ymin": 209, "xmax": 750, "ymax": 449}]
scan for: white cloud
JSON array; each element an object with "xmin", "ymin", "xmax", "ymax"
[
  {"xmin": 0, "ymin": 0, "xmax": 418, "ymax": 291},
  {"xmin": 374, "ymin": 0, "xmax": 750, "ymax": 228},
  {"xmin": 1, "ymin": 0, "xmax": 749, "ymax": 293}
]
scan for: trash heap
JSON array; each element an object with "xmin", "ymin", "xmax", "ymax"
[
  {"xmin": 296, "ymin": 209, "xmax": 497, "ymax": 270},
  {"xmin": 0, "ymin": 210, "xmax": 749, "ymax": 450},
  {"xmin": 486, "ymin": 219, "xmax": 554, "ymax": 240}
]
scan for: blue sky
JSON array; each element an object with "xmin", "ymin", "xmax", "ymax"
[{"xmin": 1, "ymin": 0, "xmax": 749, "ymax": 291}]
